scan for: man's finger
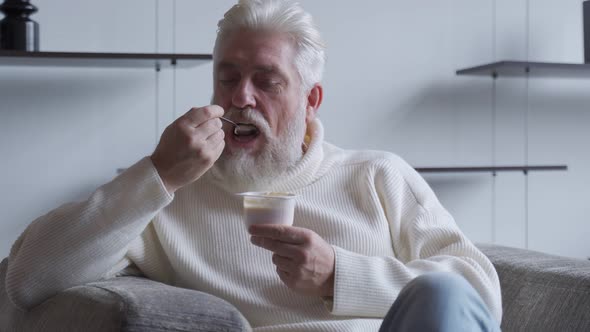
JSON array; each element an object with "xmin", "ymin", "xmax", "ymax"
[
  {"xmin": 250, "ymin": 236, "xmax": 302, "ymax": 258},
  {"xmin": 276, "ymin": 267, "xmax": 291, "ymax": 284},
  {"xmin": 206, "ymin": 129, "xmax": 225, "ymax": 143},
  {"xmin": 248, "ymin": 225, "xmax": 309, "ymax": 244},
  {"xmin": 192, "ymin": 118, "xmax": 223, "ymax": 140},
  {"xmin": 184, "ymin": 105, "xmax": 224, "ymax": 127},
  {"xmin": 272, "ymin": 253, "xmax": 295, "ymax": 270}
]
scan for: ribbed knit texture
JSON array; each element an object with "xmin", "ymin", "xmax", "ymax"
[{"xmin": 6, "ymin": 119, "xmax": 502, "ymax": 331}]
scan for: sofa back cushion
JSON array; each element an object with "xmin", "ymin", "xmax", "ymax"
[{"xmin": 478, "ymin": 244, "xmax": 590, "ymax": 332}]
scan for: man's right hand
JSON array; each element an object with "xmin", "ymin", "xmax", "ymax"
[{"xmin": 150, "ymin": 105, "xmax": 226, "ymax": 194}]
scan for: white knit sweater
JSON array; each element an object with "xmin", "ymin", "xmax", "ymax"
[{"xmin": 6, "ymin": 119, "xmax": 502, "ymax": 331}]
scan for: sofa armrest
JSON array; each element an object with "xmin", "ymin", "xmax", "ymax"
[
  {"xmin": 1, "ymin": 259, "xmax": 251, "ymax": 332},
  {"xmin": 477, "ymin": 244, "xmax": 590, "ymax": 332}
]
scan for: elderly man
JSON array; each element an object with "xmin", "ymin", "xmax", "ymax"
[{"xmin": 5, "ymin": 0, "xmax": 501, "ymax": 331}]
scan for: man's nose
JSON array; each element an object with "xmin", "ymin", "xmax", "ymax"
[{"xmin": 232, "ymin": 79, "xmax": 256, "ymax": 109}]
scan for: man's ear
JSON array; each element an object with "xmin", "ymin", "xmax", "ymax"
[{"xmin": 305, "ymin": 83, "xmax": 323, "ymax": 125}]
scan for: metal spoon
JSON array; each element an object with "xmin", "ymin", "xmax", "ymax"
[{"xmin": 220, "ymin": 117, "xmax": 259, "ymax": 136}]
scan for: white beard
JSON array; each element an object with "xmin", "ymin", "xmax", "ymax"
[{"xmin": 209, "ymin": 104, "xmax": 307, "ymax": 191}]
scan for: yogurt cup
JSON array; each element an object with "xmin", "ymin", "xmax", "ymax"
[{"xmin": 236, "ymin": 192, "xmax": 297, "ymax": 227}]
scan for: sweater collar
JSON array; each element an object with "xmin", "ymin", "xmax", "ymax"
[{"xmin": 205, "ymin": 118, "xmax": 325, "ymax": 194}]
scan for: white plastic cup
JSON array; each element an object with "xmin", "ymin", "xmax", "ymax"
[{"xmin": 237, "ymin": 192, "xmax": 297, "ymax": 227}]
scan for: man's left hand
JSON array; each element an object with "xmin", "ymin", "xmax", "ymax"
[{"xmin": 249, "ymin": 225, "xmax": 335, "ymax": 297}]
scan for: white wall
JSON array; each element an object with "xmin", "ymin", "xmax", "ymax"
[{"xmin": 0, "ymin": 0, "xmax": 588, "ymax": 259}]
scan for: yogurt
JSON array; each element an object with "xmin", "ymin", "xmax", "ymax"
[{"xmin": 237, "ymin": 192, "xmax": 297, "ymax": 227}]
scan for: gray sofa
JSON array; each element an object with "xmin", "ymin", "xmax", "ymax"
[{"xmin": 1, "ymin": 244, "xmax": 589, "ymax": 331}]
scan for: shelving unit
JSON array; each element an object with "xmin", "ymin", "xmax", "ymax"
[
  {"xmin": 0, "ymin": 50, "xmax": 212, "ymax": 69},
  {"xmin": 453, "ymin": 59, "xmax": 583, "ymax": 249},
  {"xmin": 415, "ymin": 60, "xmax": 583, "ymax": 175}
]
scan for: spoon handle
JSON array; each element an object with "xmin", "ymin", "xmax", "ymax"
[{"xmin": 220, "ymin": 117, "xmax": 237, "ymax": 127}]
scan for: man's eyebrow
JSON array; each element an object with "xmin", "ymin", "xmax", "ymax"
[
  {"xmin": 253, "ymin": 65, "xmax": 277, "ymax": 73},
  {"xmin": 254, "ymin": 65, "xmax": 289, "ymax": 82},
  {"xmin": 216, "ymin": 62, "xmax": 238, "ymax": 70},
  {"xmin": 217, "ymin": 63, "xmax": 279, "ymax": 74},
  {"xmin": 216, "ymin": 62, "xmax": 289, "ymax": 81}
]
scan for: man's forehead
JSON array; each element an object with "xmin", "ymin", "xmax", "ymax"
[
  {"xmin": 215, "ymin": 30, "xmax": 297, "ymax": 68},
  {"xmin": 217, "ymin": 61, "xmax": 282, "ymax": 74}
]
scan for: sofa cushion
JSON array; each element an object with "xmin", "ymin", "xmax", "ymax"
[
  {"xmin": 478, "ymin": 244, "xmax": 590, "ymax": 332},
  {"xmin": 0, "ymin": 258, "xmax": 251, "ymax": 331},
  {"xmin": 91, "ymin": 275, "xmax": 251, "ymax": 332},
  {"xmin": 1, "ymin": 257, "xmax": 123, "ymax": 331}
]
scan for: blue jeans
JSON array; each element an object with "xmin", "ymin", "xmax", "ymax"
[{"xmin": 379, "ymin": 272, "xmax": 501, "ymax": 332}]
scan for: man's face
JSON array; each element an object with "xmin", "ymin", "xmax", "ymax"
[
  {"xmin": 210, "ymin": 29, "xmax": 309, "ymax": 187},
  {"xmin": 213, "ymin": 29, "xmax": 305, "ymax": 156}
]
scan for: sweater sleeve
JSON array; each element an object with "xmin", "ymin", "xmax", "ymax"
[
  {"xmin": 327, "ymin": 157, "xmax": 502, "ymax": 323},
  {"xmin": 5, "ymin": 157, "xmax": 173, "ymax": 311}
]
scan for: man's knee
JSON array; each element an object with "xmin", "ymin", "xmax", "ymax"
[
  {"xmin": 396, "ymin": 271, "xmax": 488, "ymax": 326},
  {"xmin": 379, "ymin": 272, "xmax": 497, "ymax": 332},
  {"xmin": 405, "ymin": 272, "xmax": 474, "ymax": 303}
]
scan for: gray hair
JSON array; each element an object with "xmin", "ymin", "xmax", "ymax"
[{"xmin": 213, "ymin": 0, "xmax": 326, "ymax": 91}]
